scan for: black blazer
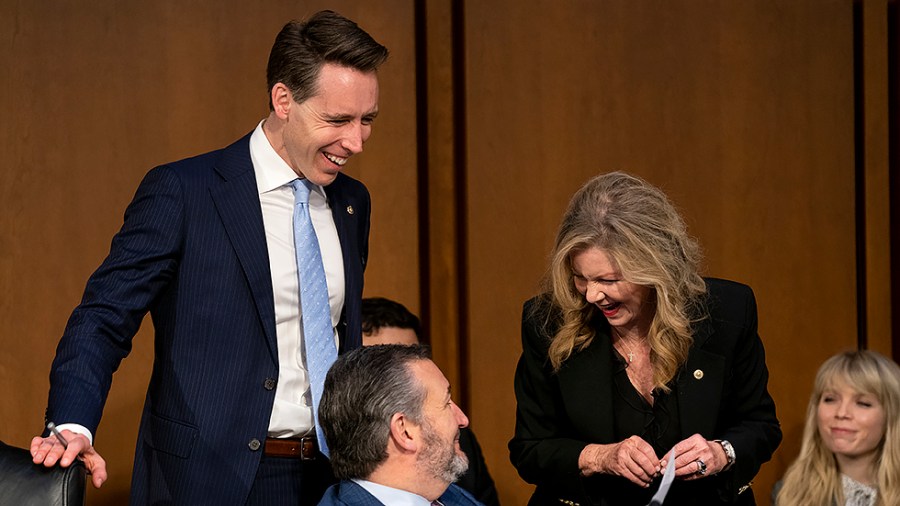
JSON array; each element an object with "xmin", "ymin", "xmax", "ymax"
[
  {"xmin": 509, "ymin": 278, "xmax": 781, "ymax": 505},
  {"xmin": 46, "ymin": 132, "xmax": 370, "ymax": 505}
]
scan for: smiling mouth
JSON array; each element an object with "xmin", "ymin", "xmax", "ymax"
[
  {"xmin": 598, "ymin": 302, "xmax": 621, "ymax": 315},
  {"xmin": 323, "ymin": 152, "xmax": 348, "ymax": 166}
]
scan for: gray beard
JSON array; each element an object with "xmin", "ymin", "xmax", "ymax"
[{"xmin": 418, "ymin": 424, "xmax": 469, "ymax": 483}]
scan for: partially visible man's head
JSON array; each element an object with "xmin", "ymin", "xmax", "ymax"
[
  {"xmin": 319, "ymin": 344, "xmax": 468, "ymax": 484},
  {"xmin": 266, "ymin": 10, "xmax": 389, "ymax": 109},
  {"xmin": 361, "ymin": 297, "xmax": 422, "ymax": 346}
]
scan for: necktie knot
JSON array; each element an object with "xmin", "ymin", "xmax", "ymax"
[{"xmin": 291, "ymin": 178, "xmax": 311, "ymax": 205}]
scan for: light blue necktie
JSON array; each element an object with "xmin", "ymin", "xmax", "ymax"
[{"xmin": 291, "ymin": 179, "xmax": 337, "ymax": 458}]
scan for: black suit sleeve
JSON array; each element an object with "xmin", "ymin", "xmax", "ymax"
[
  {"xmin": 705, "ymin": 281, "xmax": 782, "ymax": 498},
  {"xmin": 508, "ymin": 298, "xmax": 588, "ymax": 489}
]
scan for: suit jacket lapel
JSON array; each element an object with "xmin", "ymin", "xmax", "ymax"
[
  {"xmin": 677, "ymin": 317, "xmax": 725, "ymax": 437},
  {"xmin": 209, "ymin": 134, "xmax": 278, "ymax": 363},
  {"xmin": 326, "ymin": 178, "xmax": 352, "ymax": 290},
  {"xmin": 324, "ymin": 176, "xmax": 363, "ymax": 352},
  {"xmin": 557, "ymin": 330, "xmax": 616, "ymax": 441},
  {"xmin": 558, "ymin": 315, "xmax": 727, "ymax": 441}
]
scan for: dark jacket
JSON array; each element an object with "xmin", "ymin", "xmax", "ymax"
[{"xmin": 509, "ymin": 278, "xmax": 782, "ymax": 505}]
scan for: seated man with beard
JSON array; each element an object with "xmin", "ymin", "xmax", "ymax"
[
  {"xmin": 317, "ymin": 344, "xmax": 483, "ymax": 506},
  {"xmin": 360, "ymin": 297, "xmax": 500, "ymax": 506}
]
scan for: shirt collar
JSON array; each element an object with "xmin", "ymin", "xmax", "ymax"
[
  {"xmin": 249, "ymin": 119, "xmax": 326, "ymax": 200},
  {"xmin": 352, "ymin": 479, "xmax": 434, "ymax": 506}
]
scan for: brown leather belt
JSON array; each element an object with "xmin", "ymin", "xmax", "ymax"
[{"xmin": 264, "ymin": 436, "xmax": 319, "ymax": 460}]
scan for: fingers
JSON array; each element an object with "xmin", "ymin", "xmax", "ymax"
[
  {"xmin": 31, "ymin": 435, "xmax": 68, "ymax": 466},
  {"xmin": 30, "ymin": 432, "xmax": 106, "ymax": 487},
  {"xmin": 670, "ymin": 434, "xmax": 720, "ymax": 479},
  {"xmin": 57, "ymin": 434, "xmax": 91, "ymax": 467},
  {"xmin": 614, "ymin": 436, "xmax": 662, "ymax": 487},
  {"xmin": 82, "ymin": 448, "xmax": 108, "ymax": 488}
]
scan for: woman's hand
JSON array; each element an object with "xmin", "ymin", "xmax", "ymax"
[
  {"xmin": 665, "ymin": 433, "xmax": 728, "ymax": 480},
  {"xmin": 578, "ymin": 436, "xmax": 662, "ymax": 487}
]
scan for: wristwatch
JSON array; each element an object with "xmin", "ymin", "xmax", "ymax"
[{"xmin": 715, "ymin": 440, "xmax": 736, "ymax": 471}]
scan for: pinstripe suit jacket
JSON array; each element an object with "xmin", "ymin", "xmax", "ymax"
[
  {"xmin": 45, "ymin": 132, "xmax": 370, "ymax": 505},
  {"xmin": 317, "ymin": 480, "xmax": 484, "ymax": 506}
]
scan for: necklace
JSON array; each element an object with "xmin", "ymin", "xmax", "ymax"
[{"xmin": 617, "ymin": 337, "xmax": 646, "ymax": 363}]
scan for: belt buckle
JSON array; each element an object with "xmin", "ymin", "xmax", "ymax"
[{"xmin": 300, "ymin": 435, "xmax": 317, "ymax": 461}]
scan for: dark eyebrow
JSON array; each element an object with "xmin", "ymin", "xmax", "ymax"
[
  {"xmin": 322, "ymin": 110, "xmax": 379, "ymax": 122},
  {"xmin": 322, "ymin": 113, "xmax": 354, "ymax": 121}
]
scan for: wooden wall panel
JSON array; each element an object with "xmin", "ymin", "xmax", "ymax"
[
  {"xmin": 462, "ymin": 1, "xmax": 858, "ymax": 503},
  {"xmin": 3, "ymin": 1, "xmax": 892, "ymax": 504},
  {"xmin": 0, "ymin": 2, "xmax": 417, "ymax": 504},
  {"xmin": 422, "ymin": 0, "xmax": 465, "ymax": 391},
  {"xmin": 861, "ymin": 0, "xmax": 892, "ymax": 356}
]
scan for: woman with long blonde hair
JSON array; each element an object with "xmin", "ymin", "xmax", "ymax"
[
  {"xmin": 510, "ymin": 172, "xmax": 781, "ymax": 505},
  {"xmin": 775, "ymin": 350, "xmax": 900, "ymax": 506}
]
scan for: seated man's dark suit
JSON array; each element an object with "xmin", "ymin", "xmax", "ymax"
[
  {"xmin": 45, "ymin": 131, "xmax": 370, "ymax": 505},
  {"xmin": 318, "ymin": 480, "xmax": 483, "ymax": 506}
]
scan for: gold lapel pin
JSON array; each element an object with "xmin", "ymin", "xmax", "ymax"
[
  {"xmin": 693, "ymin": 369, "xmax": 704, "ymax": 380},
  {"xmin": 346, "ymin": 205, "xmax": 354, "ymax": 215}
]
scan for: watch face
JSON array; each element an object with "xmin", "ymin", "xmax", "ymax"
[{"xmin": 718, "ymin": 440, "xmax": 735, "ymax": 463}]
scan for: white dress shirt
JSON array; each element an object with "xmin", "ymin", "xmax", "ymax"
[{"xmin": 250, "ymin": 120, "xmax": 345, "ymax": 437}]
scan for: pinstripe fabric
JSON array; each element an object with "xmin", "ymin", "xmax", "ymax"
[
  {"xmin": 46, "ymin": 132, "xmax": 370, "ymax": 505},
  {"xmin": 245, "ymin": 454, "xmax": 335, "ymax": 506}
]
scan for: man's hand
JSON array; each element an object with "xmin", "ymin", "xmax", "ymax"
[{"xmin": 30, "ymin": 430, "xmax": 108, "ymax": 488}]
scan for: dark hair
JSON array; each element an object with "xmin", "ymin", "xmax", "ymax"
[
  {"xmin": 319, "ymin": 344, "xmax": 432, "ymax": 480},
  {"xmin": 266, "ymin": 10, "xmax": 389, "ymax": 110},
  {"xmin": 361, "ymin": 297, "xmax": 422, "ymax": 340}
]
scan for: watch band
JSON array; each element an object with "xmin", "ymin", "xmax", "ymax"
[{"xmin": 715, "ymin": 439, "xmax": 736, "ymax": 471}]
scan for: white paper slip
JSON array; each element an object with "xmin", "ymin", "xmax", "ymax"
[{"xmin": 647, "ymin": 452, "xmax": 677, "ymax": 506}]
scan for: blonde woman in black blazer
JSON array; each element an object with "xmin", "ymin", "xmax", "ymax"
[{"xmin": 509, "ymin": 172, "xmax": 781, "ymax": 505}]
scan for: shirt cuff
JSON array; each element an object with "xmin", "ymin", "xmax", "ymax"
[{"xmin": 54, "ymin": 423, "xmax": 94, "ymax": 446}]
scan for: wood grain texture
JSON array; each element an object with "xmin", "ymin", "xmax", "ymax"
[
  {"xmin": 2, "ymin": 1, "xmax": 892, "ymax": 504},
  {"xmin": 861, "ymin": 0, "xmax": 892, "ymax": 356},
  {"xmin": 461, "ymin": 1, "xmax": 860, "ymax": 503},
  {"xmin": 0, "ymin": 2, "xmax": 416, "ymax": 504}
]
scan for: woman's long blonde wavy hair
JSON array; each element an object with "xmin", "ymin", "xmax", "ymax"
[
  {"xmin": 541, "ymin": 171, "xmax": 706, "ymax": 391},
  {"xmin": 775, "ymin": 350, "xmax": 900, "ymax": 506}
]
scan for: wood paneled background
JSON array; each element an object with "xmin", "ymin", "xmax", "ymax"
[{"xmin": 1, "ymin": 1, "xmax": 894, "ymax": 505}]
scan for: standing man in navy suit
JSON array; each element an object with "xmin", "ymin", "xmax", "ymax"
[
  {"xmin": 318, "ymin": 345, "xmax": 483, "ymax": 506},
  {"xmin": 29, "ymin": 11, "xmax": 388, "ymax": 505}
]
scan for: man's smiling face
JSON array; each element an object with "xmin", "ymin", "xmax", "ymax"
[{"xmin": 281, "ymin": 62, "xmax": 379, "ymax": 186}]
